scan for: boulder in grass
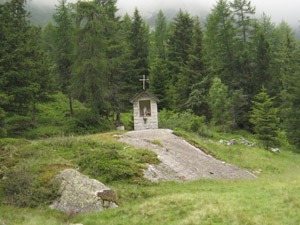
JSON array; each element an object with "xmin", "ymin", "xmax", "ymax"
[
  {"xmin": 50, "ymin": 169, "xmax": 118, "ymax": 214},
  {"xmin": 271, "ymin": 148, "xmax": 281, "ymax": 153}
]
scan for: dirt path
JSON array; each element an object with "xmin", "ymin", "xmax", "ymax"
[{"xmin": 119, "ymin": 129, "xmax": 256, "ymax": 182}]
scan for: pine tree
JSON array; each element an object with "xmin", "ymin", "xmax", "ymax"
[
  {"xmin": 205, "ymin": 0, "xmax": 235, "ymax": 87},
  {"xmin": 153, "ymin": 10, "xmax": 167, "ymax": 60},
  {"xmin": 126, "ymin": 8, "xmax": 149, "ymax": 95},
  {"xmin": 149, "ymin": 10, "xmax": 169, "ymax": 109},
  {"xmin": 149, "ymin": 58, "xmax": 169, "ymax": 108},
  {"xmin": 0, "ymin": 0, "xmax": 52, "ymax": 116},
  {"xmin": 167, "ymin": 10, "xmax": 194, "ymax": 85},
  {"xmin": 53, "ymin": 0, "xmax": 74, "ymax": 116},
  {"xmin": 175, "ymin": 19, "xmax": 205, "ymax": 111},
  {"xmin": 101, "ymin": 0, "xmax": 128, "ymax": 122},
  {"xmin": 250, "ymin": 87, "xmax": 279, "ymax": 149},
  {"xmin": 72, "ymin": 1, "xmax": 109, "ymax": 115},
  {"xmin": 230, "ymin": 0, "xmax": 255, "ymax": 95}
]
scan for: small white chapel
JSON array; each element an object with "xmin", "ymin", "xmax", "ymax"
[{"xmin": 129, "ymin": 76, "xmax": 159, "ymax": 131}]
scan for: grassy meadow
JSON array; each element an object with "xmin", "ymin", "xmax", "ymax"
[{"xmin": 1, "ymin": 128, "xmax": 300, "ymax": 225}]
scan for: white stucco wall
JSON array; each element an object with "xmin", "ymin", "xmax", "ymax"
[{"xmin": 133, "ymin": 95, "xmax": 158, "ymax": 130}]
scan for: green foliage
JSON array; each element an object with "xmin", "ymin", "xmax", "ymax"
[
  {"xmin": 2, "ymin": 165, "xmax": 59, "ymax": 208},
  {"xmin": 78, "ymin": 149, "xmax": 140, "ymax": 183},
  {"xmin": 250, "ymin": 87, "xmax": 280, "ymax": 149},
  {"xmin": 53, "ymin": 0, "xmax": 74, "ymax": 116},
  {"xmin": 151, "ymin": 139, "xmax": 163, "ymax": 147},
  {"xmin": 209, "ymin": 78, "xmax": 229, "ymax": 125},
  {"xmin": 0, "ymin": 93, "xmax": 8, "ymax": 137},
  {"xmin": 66, "ymin": 109, "xmax": 113, "ymax": 135},
  {"xmin": 0, "ymin": 0, "xmax": 52, "ymax": 115},
  {"xmin": 158, "ymin": 109, "xmax": 207, "ymax": 135},
  {"xmin": 175, "ymin": 18, "xmax": 205, "ymax": 111}
]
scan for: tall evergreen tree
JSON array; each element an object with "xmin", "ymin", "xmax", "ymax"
[
  {"xmin": 149, "ymin": 10, "xmax": 169, "ymax": 109},
  {"xmin": 175, "ymin": 19, "xmax": 205, "ymax": 111},
  {"xmin": 230, "ymin": 0, "xmax": 255, "ymax": 95},
  {"xmin": 100, "ymin": 0, "xmax": 128, "ymax": 122},
  {"xmin": 126, "ymin": 8, "xmax": 149, "ymax": 95},
  {"xmin": 205, "ymin": 0, "xmax": 235, "ymax": 87},
  {"xmin": 153, "ymin": 10, "xmax": 168, "ymax": 60},
  {"xmin": 72, "ymin": 1, "xmax": 109, "ymax": 115},
  {"xmin": 166, "ymin": 10, "xmax": 193, "ymax": 109},
  {"xmin": 167, "ymin": 10, "xmax": 194, "ymax": 83},
  {"xmin": 53, "ymin": 0, "xmax": 74, "ymax": 116},
  {"xmin": 0, "ymin": 0, "xmax": 52, "ymax": 116}
]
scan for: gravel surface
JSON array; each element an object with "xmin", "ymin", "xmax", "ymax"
[{"xmin": 119, "ymin": 129, "xmax": 256, "ymax": 182}]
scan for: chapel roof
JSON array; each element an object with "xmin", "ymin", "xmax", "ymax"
[{"xmin": 129, "ymin": 90, "xmax": 160, "ymax": 103}]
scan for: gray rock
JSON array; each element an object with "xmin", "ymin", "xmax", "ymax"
[
  {"xmin": 271, "ymin": 148, "xmax": 281, "ymax": 153},
  {"xmin": 116, "ymin": 126, "xmax": 125, "ymax": 131},
  {"xmin": 240, "ymin": 137, "xmax": 254, "ymax": 147},
  {"xmin": 227, "ymin": 139, "xmax": 237, "ymax": 146},
  {"xmin": 50, "ymin": 169, "xmax": 118, "ymax": 214}
]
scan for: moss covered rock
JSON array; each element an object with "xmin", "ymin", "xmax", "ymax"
[{"xmin": 50, "ymin": 169, "xmax": 118, "ymax": 214}]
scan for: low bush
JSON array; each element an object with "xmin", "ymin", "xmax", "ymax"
[
  {"xmin": 159, "ymin": 109, "xmax": 211, "ymax": 137},
  {"xmin": 66, "ymin": 109, "xmax": 113, "ymax": 135},
  {"xmin": 78, "ymin": 149, "xmax": 141, "ymax": 183},
  {"xmin": 5, "ymin": 115, "xmax": 36, "ymax": 137},
  {"xmin": 2, "ymin": 165, "xmax": 59, "ymax": 208}
]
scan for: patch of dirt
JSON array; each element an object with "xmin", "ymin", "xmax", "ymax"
[{"xmin": 119, "ymin": 129, "xmax": 256, "ymax": 182}]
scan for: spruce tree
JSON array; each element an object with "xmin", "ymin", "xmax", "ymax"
[
  {"xmin": 250, "ymin": 87, "xmax": 279, "ymax": 149},
  {"xmin": 149, "ymin": 10, "xmax": 169, "ymax": 109},
  {"xmin": 205, "ymin": 0, "xmax": 235, "ymax": 87},
  {"xmin": 72, "ymin": 1, "xmax": 109, "ymax": 115},
  {"xmin": 167, "ymin": 10, "xmax": 194, "ymax": 85},
  {"xmin": 53, "ymin": 0, "xmax": 74, "ymax": 116},
  {"xmin": 175, "ymin": 19, "xmax": 205, "ymax": 111},
  {"xmin": 0, "ymin": 0, "xmax": 52, "ymax": 116},
  {"xmin": 127, "ymin": 8, "xmax": 149, "ymax": 95},
  {"xmin": 230, "ymin": 0, "xmax": 255, "ymax": 95}
]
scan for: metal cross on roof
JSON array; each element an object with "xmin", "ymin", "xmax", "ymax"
[{"xmin": 139, "ymin": 75, "xmax": 149, "ymax": 90}]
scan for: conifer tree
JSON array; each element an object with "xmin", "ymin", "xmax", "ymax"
[
  {"xmin": 72, "ymin": 1, "xmax": 109, "ymax": 115},
  {"xmin": 53, "ymin": 0, "xmax": 74, "ymax": 116},
  {"xmin": 230, "ymin": 0, "xmax": 255, "ymax": 95},
  {"xmin": 250, "ymin": 87, "xmax": 279, "ymax": 149},
  {"xmin": 167, "ymin": 10, "xmax": 194, "ymax": 84},
  {"xmin": 149, "ymin": 10, "xmax": 169, "ymax": 109},
  {"xmin": 175, "ymin": 19, "xmax": 205, "ymax": 111},
  {"xmin": 127, "ymin": 8, "xmax": 149, "ymax": 95},
  {"xmin": 0, "ymin": 0, "xmax": 52, "ymax": 116},
  {"xmin": 205, "ymin": 0, "xmax": 235, "ymax": 87},
  {"xmin": 153, "ymin": 10, "xmax": 168, "ymax": 60}
]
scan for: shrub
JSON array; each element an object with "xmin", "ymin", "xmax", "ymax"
[
  {"xmin": 159, "ymin": 109, "xmax": 208, "ymax": 136},
  {"xmin": 78, "ymin": 149, "xmax": 140, "ymax": 183},
  {"xmin": 5, "ymin": 115, "xmax": 36, "ymax": 136},
  {"xmin": 2, "ymin": 165, "xmax": 59, "ymax": 208},
  {"xmin": 66, "ymin": 109, "xmax": 113, "ymax": 135}
]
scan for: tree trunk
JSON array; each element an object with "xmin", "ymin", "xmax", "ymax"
[
  {"xmin": 69, "ymin": 94, "xmax": 74, "ymax": 117},
  {"xmin": 116, "ymin": 111, "xmax": 121, "ymax": 123}
]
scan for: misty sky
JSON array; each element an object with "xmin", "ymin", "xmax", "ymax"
[{"xmin": 31, "ymin": 0, "xmax": 300, "ymax": 27}]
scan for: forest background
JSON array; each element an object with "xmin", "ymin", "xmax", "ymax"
[{"xmin": 1, "ymin": 0, "xmax": 300, "ymax": 150}]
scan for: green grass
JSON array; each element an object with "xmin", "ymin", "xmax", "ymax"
[
  {"xmin": 1, "ymin": 129, "xmax": 300, "ymax": 225},
  {"xmin": 151, "ymin": 139, "xmax": 164, "ymax": 147}
]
